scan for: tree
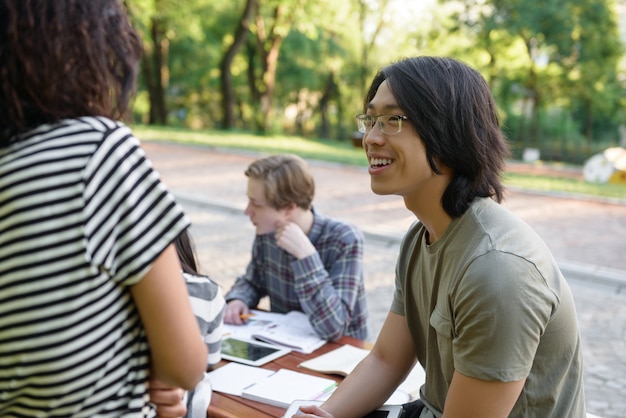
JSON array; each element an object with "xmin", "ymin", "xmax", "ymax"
[
  {"xmin": 220, "ymin": 0, "xmax": 259, "ymax": 129},
  {"xmin": 562, "ymin": 0, "xmax": 623, "ymax": 145},
  {"xmin": 126, "ymin": 0, "xmax": 171, "ymax": 125}
]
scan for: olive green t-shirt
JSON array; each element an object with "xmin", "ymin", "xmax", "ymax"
[{"xmin": 391, "ymin": 198, "xmax": 585, "ymax": 417}]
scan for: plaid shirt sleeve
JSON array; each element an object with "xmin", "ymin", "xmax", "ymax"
[
  {"xmin": 291, "ymin": 217, "xmax": 367, "ymax": 341},
  {"xmin": 224, "ymin": 238, "xmax": 266, "ymax": 307}
]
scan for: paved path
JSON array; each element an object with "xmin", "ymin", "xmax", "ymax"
[{"xmin": 143, "ymin": 140, "xmax": 626, "ymax": 418}]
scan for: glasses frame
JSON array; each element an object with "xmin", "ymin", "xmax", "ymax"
[{"xmin": 355, "ymin": 114, "xmax": 409, "ymax": 135}]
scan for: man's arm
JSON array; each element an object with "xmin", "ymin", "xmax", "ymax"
[
  {"xmin": 223, "ymin": 243, "xmax": 265, "ymax": 324},
  {"xmin": 441, "ymin": 372, "xmax": 525, "ymax": 418},
  {"xmin": 297, "ymin": 311, "xmax": 416, "ymax": 418},
  {"xmin": 279, "ymin": 222, "xmax": 366, "ymax": 340}
]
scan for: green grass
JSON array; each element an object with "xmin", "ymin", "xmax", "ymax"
[
  {"xmin": 132, "ymin": 124, "xmax": 368, "ymax": 166},
  {"xmin": 503, "ymin": 173, "xmax": 626, "ymax": 200},
  {"xmin": 132, "ymin": 124, "xmax": 626, "ymax": 202}
]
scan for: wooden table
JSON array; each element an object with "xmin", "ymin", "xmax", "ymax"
[{"xmin": 207, "ymin": 336, "xmax": 370, "ymax": 418}]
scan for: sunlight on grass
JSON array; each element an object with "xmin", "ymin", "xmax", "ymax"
[
  {"xmin": 132, "ymin": 124, "xmax": 625, "ymax": 201},
  {"xmin": 503, "ymin": 173, "xmax": 626, "ymax": 200},
  {"xmin": 133, "ymin": 124, "xmax": 368, "ymax": 166}
]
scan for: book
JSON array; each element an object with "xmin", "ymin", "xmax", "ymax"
[
  {"xmin": 298, "ymin": 344, "xmax": 426, "ymax": 399},
  {"xmin": 241, "ymin": 368, "xmax": 337, "ymax": 408},
  {"xmin": 298, "ymin": 344, "xmax": 368, "ymax": 376},
  {"xmin": 224, "ymin": 310, "xmax": 326, "ymax": 354}
]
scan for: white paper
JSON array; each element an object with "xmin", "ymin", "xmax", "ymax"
[
  {"xmin": 224, "ymin": 310, "xmax": 326, "ymax": 354},
  {"xmin": 206, "ymin": 362, "xmax": 274, "ymax": 396}
]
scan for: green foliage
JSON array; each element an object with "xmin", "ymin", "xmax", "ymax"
[{"xmin": 128, "ymin": 0, "xmax": 626, "ymax": 165}]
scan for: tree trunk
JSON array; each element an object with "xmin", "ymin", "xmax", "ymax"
[
  {"xmin": 220, "ymin": 0, "xmax": 258, "ymax": 129},
  {"xmin": 254, "ymin": 5, "xmax": 285, "ymax": 133},
  {"xmin": 146, "ymin": 16, "xmax": 168, "ymax": 125},
  {"xmin": 584, "ymin": 99, "xmax": 593, "ymax": 149},
  {"xmin": 318, "ymin": 72, "xmax": 338, "ymax": 139}
]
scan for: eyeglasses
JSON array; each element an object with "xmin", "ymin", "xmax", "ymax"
[{"xmin": 355, "ymin": 114, "xmax": 409, "ymax": 135}]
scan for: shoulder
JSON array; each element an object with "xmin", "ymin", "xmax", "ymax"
[
  {"xmin": 456, "ymin": 250, "xmax": 560, "ymax": 311},
  {"xmin": 13, "ymin": 117, "xmax": 128, "ymax": 151},
  {"xmin": 315, "ymin": 212, "xmax": 364, "ymax": 244},
  {"xmin": 398, "ymin": 220, "xmax": 426, "ymax": 258},
  {"xmin": 183, "ymin": 272, "xmax": 223, "ymax": 302}
]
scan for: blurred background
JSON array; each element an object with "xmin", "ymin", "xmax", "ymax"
[{"xmin": 124, "ymin": 0, "xmax": 626, "ymax": 165}]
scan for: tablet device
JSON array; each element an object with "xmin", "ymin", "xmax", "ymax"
[
  {"xmin": 283, "ymin": 400, "xmax": 404, "ymax": 418},
  {"xmin": 221, "ymin": 337, "xmax": 291, "ymax": 367}
]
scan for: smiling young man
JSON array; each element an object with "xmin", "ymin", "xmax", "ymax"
[
  {"xmin": 295, "ymin": 57, "xmax": 585, "ymax": 418},
  {"xmin": 223, "ymin": 154, "xmax": 369, "ymax": 341}
]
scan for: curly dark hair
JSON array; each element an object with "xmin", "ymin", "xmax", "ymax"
[
  {"xmin": 0, "ymin": 0, "xmax": 143, "ymax": 145},
  {"xmin": 364, "ymin": 56, "xmax": 511, "ymax": 218}
]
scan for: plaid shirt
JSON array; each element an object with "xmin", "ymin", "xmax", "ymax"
[{"xmin": 225, "ymin": 209, "xmax": 369, "ymax": 341}]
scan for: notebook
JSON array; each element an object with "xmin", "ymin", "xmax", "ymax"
[
  {"xmin": 298, "ymin": 344, "xmax": 425, "ymax": 399},
  {"xmin": 241, "ymin": 368, "xmax": 337, "ymax": 408}
]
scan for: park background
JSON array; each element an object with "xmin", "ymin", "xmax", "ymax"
[
  {"xmin": 124, "ymin": 0, "xmax": 626, "ymax": 167},
  {"xmin": 118, "ymin": 1, "xmax": 626, "ymax": 414}
]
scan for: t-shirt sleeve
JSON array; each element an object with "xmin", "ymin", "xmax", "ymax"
[
  {"xmin": 450, "ymin": 250, "xmax": 559, "ymax": 382},
  {"xmin": 83, "ymin": 122, "xmax": 190, "ymax": 286}
]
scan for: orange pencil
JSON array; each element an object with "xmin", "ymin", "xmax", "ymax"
[{"xmin": 239, "ymin": 313, "xmax": 256, "ymax": 319}]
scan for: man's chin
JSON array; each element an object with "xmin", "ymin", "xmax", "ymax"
[{"xmin": 370, "ymin": 182, "xmax": 392, "ymax": 196}]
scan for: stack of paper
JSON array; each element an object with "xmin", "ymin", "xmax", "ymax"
[
  {"xmin": 207, "ymin": 362, "xmax": 275, "ymax": 396},
  {"xmin": 223, "ymin": 310, "xmax": 326, "ymax": 354}
]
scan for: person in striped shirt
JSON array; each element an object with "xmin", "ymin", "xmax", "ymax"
[
  {"xmin": 149, "ymin": 229, "xmax": 226, "ymax": 418},
  {"xmin": 0, "ymin": 1, "xmax": 207, "ymax": 416}
]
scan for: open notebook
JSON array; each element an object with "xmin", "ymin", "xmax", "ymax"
[
  {"xmin": 223, "ymin": 310, "xmax": 326, "ymax": 354},
  {"xmin": 298, "ymin": 344, "xmax": 425, "ymax": 399}
]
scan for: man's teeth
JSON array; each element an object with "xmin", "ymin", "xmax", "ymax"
[{"xmin": 371, "ymin": 158, "xmax": 392, "ymax": 167}]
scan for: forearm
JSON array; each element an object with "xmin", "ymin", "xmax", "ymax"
[
  {"xmin": 322, "ymin": 352, "xmax": 406, "ymax": 418},
  {"xmin": 224, "ymin": 274, "xmax": 262, "ymax": 308},
  {"xmin": 293, "ymin": 254, "xmax": 359, "ymax": 340}
]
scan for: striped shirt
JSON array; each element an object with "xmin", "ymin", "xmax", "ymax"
[
  {"xmin": 183, "ymin": 273, "xmax": 225, "ymax": 368},
  {"xmin": 225, "ymin": 210, "xmax": 369, "ymax": 341},
  {"xmin": 0, "ymin": 117, "xmax": 189, "ymax": 417},
  {"xmin": 182, "ymin": 273, "xmax": 225, "ymax": 418}
]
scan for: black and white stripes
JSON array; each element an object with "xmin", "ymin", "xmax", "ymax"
[{"xmin": 1, "ymin": 117, "xmax": 189, "ymax": 417}]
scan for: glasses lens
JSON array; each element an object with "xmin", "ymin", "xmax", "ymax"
[
  {"xmin": 356, "ymin": 115, "xmax": 373, "ymax": 133},
  {"xmin": 381, "ymin": 115, "xmax": 402, "ymax": 134},
  {"xmin": 356, "ymin": 114, "xmax": 404, "ymax": 134}
]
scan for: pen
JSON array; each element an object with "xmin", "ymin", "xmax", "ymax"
[{"xmin": 240, "ymin": 313, "xmax": 256, "ymax": 319}]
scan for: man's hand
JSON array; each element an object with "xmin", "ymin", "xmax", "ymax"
[
  {"xmin": 275, "ymin": 221, "xmax": 316, "ymax": 260},
  {"xmin": 149, "ymin": 378, "xmax": 187, "ymax": 418},
  {"xmin": 292, "ymin": 404, "xmax": 334, "ymax": 417},
  {"xmin": 223, "ymin": 299, "xmax": 250, "ymax": 325}
]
